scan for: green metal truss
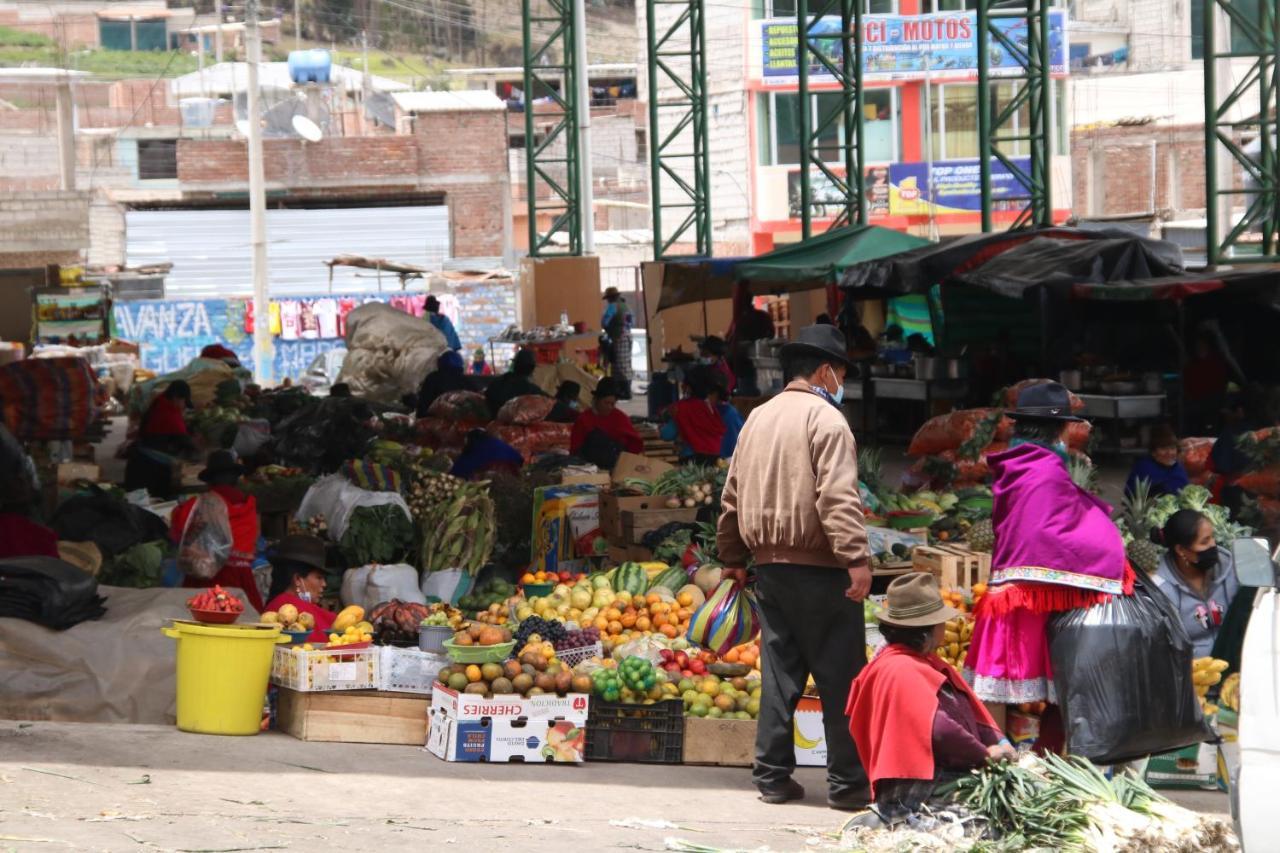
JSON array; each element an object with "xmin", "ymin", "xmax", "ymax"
[
  {"xmin": 522, "ymin": 0, "xmax": 581, "ymax": 256},
  {"xmin": 1204, "ymin": 0, "xmax": 1280, "ymax": 263},
  {"xmin": 977, "ymin": 0, "xmax": 1053, "ymax": 231},
  {"xmin": 645, "ymin": 0, "xmax": 712, "ymax": 258},
  {"xmin": 796, "ymin": 0, "xmax": 865, "ymax": 238}
]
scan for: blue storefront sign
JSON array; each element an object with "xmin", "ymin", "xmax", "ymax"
[
  {"xmin": 887, "ymin": 157, "xmax": 1033, "ymax": 216},
  {"xmin": 760, "ymin": 10, "xmax": 1068, "ymax": 86}
]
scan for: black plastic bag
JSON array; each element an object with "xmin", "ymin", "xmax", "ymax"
[
  {"xmin": 1048, "ymin": 576, "xmax": 1214, "ymax": 765},
  {"xmin": 0, "ymin": 556, "xmax": 106, "ymax": 629},
  {"xmin": 52, "ymin": 485, "xmax": 170, "ymax": 560}
]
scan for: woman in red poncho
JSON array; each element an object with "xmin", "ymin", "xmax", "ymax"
[
  {"xmin": 847, "ymin": 573, "xmax": 1015, "ymax": 823},
  {"xmin": 171, "ymin": 451, "xmax": 264, "ymax": 612},
  {"xmin": 660, "ymin": 365, "xmax": 727, "ymax": 465},
  {"xmin": 262, "ymin": 534, "xmax": 335, "ymax": 642},
  {"xmin": 126, "ymin": 380, "xmax": 198, "ymax": 498},
  {"xmin": 0, "ymin": 423, "xmax": 58, "ymax": 559},
  {"xmin": 570, "ymin": 378, "xmax": 642, "ymax": 468}
]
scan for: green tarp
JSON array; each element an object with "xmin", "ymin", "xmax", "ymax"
[{"xmin": 735, "ymin": 224, "xmax": 931, "ymax": 293}]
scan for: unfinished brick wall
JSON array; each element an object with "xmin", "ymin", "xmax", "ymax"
[
  {"xmin": 1071, "ymin": 123, "xmax": 1216, "ymax": 218},
  {"xmin": 0, "ymin": 191, "xmax": 90, "ymax": 261}
]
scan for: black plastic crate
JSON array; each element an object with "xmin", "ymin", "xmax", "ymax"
[{"xmin": 585, "ymin": 699, "xmax": 684, "ymax": 764}]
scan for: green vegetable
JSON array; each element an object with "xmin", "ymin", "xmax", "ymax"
[
  {"xmin": 339, "ymin": 504, "xmax": 413, "ymax": 566},
  {"xmin": 99, "ymin": 540, "xmax": 167, "ymax": 588}
]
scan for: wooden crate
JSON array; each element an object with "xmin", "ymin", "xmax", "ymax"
[
  {"xmin": 607, "ymin": 543, "xmax": 654, "ymax": 564},
  {"xmin": 276, "ymin": 688, "xmax": 429, "ymax": 745},
  {"xmin": 912, "ymin": 545, "xmax": 989, "ymax": 590},
  {"xmin": 621, "ymin": 507, "xmax": 699, "ymax": 544},
  {"xmin": 682, "ymin": 716, "xmax": 756, "ymax": 767},
  {"xmin": 599, "ymin": 493, "xmax": 664, "ymax": 540}
]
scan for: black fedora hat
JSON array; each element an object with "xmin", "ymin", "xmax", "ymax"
[
  {"xmin": 269, "ymin": 534, "xmax": 327, "ymax": 573},
  {"xmin": 779, "ymin": 324, "xmax": 855, "ymax": 369},
  {"xmin": 592, "ymin": 377, "xmax": 622, "ymax": 399},
  {"xmin": 198, "ymin": 450, "xmax": 247, "ymax": 484},
  {"xmin": 1009, "ymin": 381, "xmax": 1084, "ymax": 422}
]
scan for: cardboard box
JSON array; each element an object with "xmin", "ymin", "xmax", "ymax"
[
  {"xmin": 794, "ymin": 695, "xmax": 826, "ymax": 766},
  {"xmin": 427, "ymin": 685, "xmax": 589, "ymax": 763},
  {"xmin": 1145, "ymin": 742, "xmax": 1227, "ymax": 791},
  {"xmin": 560, "ymin": 471, "xmax": 611, "ymax": 487},
  {"xmin": 607, "ymin": 543, "xmax": 654, "ymax": 564},
  {"xmin": 277, "ymin": 688, "xmax": 429, "ymax": 745},
  {"xmin": 56, "ymin": 462, "xmax": 99, "ymax": 485},
  {"xmin": 532, "ymin": 484, "xmax": 602, "ymax": 575},
  {"xmin": 622, "ymin": 507, "xmax": 700, "ymax": 544},
  {"xmin": 683, "ymin": 716, "xmax": 756, "ymax": 767},
  {"xmin": 611, "ymin": 452, "xmax": 674, "ymax": 485}
]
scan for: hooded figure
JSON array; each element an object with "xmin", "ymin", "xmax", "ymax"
[{"xmin": 416, "ymin": 349, "xmax": 477, "ymax": 418}]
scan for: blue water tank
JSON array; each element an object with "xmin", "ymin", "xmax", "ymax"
[{"xmin": 288, "ymin": 49, "xmax": 332, "ymax": 85}]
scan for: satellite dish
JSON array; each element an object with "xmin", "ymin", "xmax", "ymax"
[
  {"xmin": 292, "ymin": 115, "xmax": 323, "ymax": 142},
  {"xmin": 234, "ymin": 119, "xmax": 251, "ymax": 137}
]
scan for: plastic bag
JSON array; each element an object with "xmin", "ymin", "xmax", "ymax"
[
  {"xmin": 421, "ymin": 568, "xmax": 472, "ymax": 605},
  {"xmin": 296, "ymin": 474, "xmax": 411, "ymax": 542},
  {"xmin": 232, "ymin": 419, "xmax": 271, "ymax": 459},
  {"xmin": 497, "ymin": 394, "xmax": 556, "ymax": 425},
  {"xmin": 176, "ymin": 493, "xmax": 233, "ymax": 579},
  {"xmin": 686, "ymin": 579, "xmax": 760, "ymax": 656},
  {"xmin": 1048, "ymin": 577, "xmax": 1214, "ymax": 765},
  {"xmin": 612, "ymin": 634, "xmax": 672, "ymax": 665}
]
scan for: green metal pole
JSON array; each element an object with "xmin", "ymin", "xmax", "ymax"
[
  {"xmin": 523, "ymin": 0, "xmax": 539, "ymax": 255},
  {"xmin": 977, "ymin": 0, "xmax": 992, "ymax": 232},
  {"xmin": 646, "ymin": 0, "xmax": 662, "ymax": 259},
  {"xmin": 1034, "ymin": 0, "xmax": 1051, "ymax": 225},
  {"xmin": 695, "ymin": 0, "xmax": 711, "ymax": 253},
  {"xmin": 1203, "ymin": 0, "xmax": 1218, "ymax": 264},
  {"xmin": 851, "ymin": 0, "xmax": 865, "ymax": 226},
  {"xmin": 797, "ymin": 0, "xmax": 812, "ymax": 240}
]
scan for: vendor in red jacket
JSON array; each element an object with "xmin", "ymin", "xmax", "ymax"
[
  {"xmin": 570, "ymin": 377, "xmax": 643, "ymax": 467},
  {"xmin": 263, "ymin": 534, "xmax": 335, "ymax": 642},
  {"xmin": 846, "ymin": 573, "xmax": 1015, "ymax": 823},
  {"xmin": 0, "ymin": 424, "xmax": 58, "ymax": 560},
  {"xmin": 171, "ymin": 451, "xmax": 264, "ymax": 612}
]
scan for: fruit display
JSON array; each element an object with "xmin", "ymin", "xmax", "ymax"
[
  {"xmin": 327, "ymin": 620, "xmax": 375, "ymax": 647},
  {"xmin": 613, "ymin": 562, "xmax": 652, "ymax": 596},
  {"xmin": 935, "ymin": 614, "xmax": 973, "ymax": 671},
  {"xmin": 656, "ymin": 647, "xmax": 712, "ymax": 679},
  {"xmin": 941, "ymin": 588, "xmax": 971, "ymax": 615},
  {"xmin": 1192, "ymin": 656, "xmax": 1229, "ymax": 716},
  {"xmin": 719, "ymin": 640, "xmax": 759, "ymax": 669},
  {"xmin": 186, "ymin": 586, "xmax": 244, "ymax": 615},
  {"xmin": 1115, "ymin": 482, "xmax": 1254, "ymax": 574},
  {"xmin": 457, "ymin": 578, "xmax": 515, "ymax": 616},
  {"xmin": 261, "ymin": 605, "xmax": 316, "ymax": 635},
  {"xmin": 966, "ymin": 517, "xmax": 994, "ymax": 552},
  {"xmin": 513, "ymin": 616, "xmax": 567, "ymax": 647},
  {"xmin": 407, "ymin": 469, "xmax": 497, "ymax": 575},
  {"xmin": 1219, "ymin": 672, "xmax": 1240, "ymax": 713},
  {"xmin": 519, "ymin": 569, "xmax": 587, "ymax": 586},
  {"xmin": 435, "ymin": 656, "xmax": 589, "ymax": 698},
  {"xmin": 451, "ymin": 622, "xmax": 513, "ymax": 647},
  {"xmin": 368, "ymin": 599, "xmax": 431, "ymax": 644},
  {"xmin": 553, "ymin": 627, "xmax": 602, "ymax": 652},
  {"xmin": 419, "ymin": 603, "xmax": 465, "ymax": 629},
  {"xmin": 679, "ymin": 672, "xmax": 760, "ymax": 720},
  {"xmin": 647, "ymin": 565, "xmax": 688, "ymax": 595}
]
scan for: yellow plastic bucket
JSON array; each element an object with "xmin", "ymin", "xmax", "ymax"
[{"xmin": 162, "ymin": 621, "xmax": 289, "ymax": 736}]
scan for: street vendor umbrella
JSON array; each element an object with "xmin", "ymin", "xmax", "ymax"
[
  {"xmin": 838, "ymin": 226, "xmax": 1176, "ymax": 296},
  {"xmin": 953, "ymin": 235, "xmax": 1186, "ymax": 299},
  {"xmin": 736, "ymin": 224, "xmax": 930, "ymax": 294}
]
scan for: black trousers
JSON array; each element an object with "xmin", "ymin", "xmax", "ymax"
[{"xmin": 754, "ymin": 563, "xmax": 868, "ymax": 795}]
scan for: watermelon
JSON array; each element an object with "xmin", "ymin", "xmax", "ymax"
[
  {"xmin": 647, "ymin": 565, "xmax": 687, "ymax": 594},
  {"xmin": 614, "ymin": 562, "xmax": 649, "ymax": 596}
]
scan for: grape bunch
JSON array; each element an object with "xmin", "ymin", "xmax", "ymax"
[
  {"xmin": 553, "ymin": 627, "xmax": 601, "ymax": 651},
  {"xmin": 514, "ymin": 616, "xmax": 566, "ymax": 647}
]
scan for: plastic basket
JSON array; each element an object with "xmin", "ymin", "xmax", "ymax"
[
  {"xmin": 522, "ymin": 582, "xmax": 555, "ymax": 598},
  {"xmin": 418, "ymin": 624, "xmax": 453, "ymax": 654},
  {"xmin": 556, "ymin": 642, "xmax": 603, "ymax": 668},
  {"xmin": 380, "ymin": 646, "xmax": 448, "ymax": 694},
  {"xmin": 271, "ymin": 645, "xmax": 379, "ymax": 692},
  {"xmin": 585, "ymin": 699, "xmax": 684, "ymax": 764},
  {"xmin": 443, "ymin": 639, "xmax": 516, "ymax": 664}
]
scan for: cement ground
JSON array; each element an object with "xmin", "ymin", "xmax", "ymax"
[{"xmin": 0, "ymin": 721, "xmax": 1229, "ymax": 853}]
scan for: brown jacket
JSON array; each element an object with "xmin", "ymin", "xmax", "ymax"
[{"xmin": 717, "ymin": 380, "xmax": 868, "ymax": 570}]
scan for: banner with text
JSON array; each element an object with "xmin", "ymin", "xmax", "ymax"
[
  {"xmin": 759, "ymin": 11, "xmax": 1068, "ymax": 87},
  {"xmin": 887, "ymin": 157, "xmax": 1032, "ymax": 216}
]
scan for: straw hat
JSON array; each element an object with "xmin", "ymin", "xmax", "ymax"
[{"xmin": 875, "ymin": 572, "xmax": 960, "ymax": 627}]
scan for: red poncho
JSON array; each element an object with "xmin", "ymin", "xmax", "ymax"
[
  {"xmin": 173, "ymin": 485, "xmax": 263, "ymax": 612},
  {"xmin": 671, "ymin": 398, "xmax": 726, "ymax": 456},
  {"xmin": 569, "ymin": 408, "xmax": 643, "ymax": 455},
  {"xmin": 141, "ymin": 395, "xmax": 188, "ymax": 438},
  {"xmin": 846, "ymin": 644, "xmax": 998, "ymax": 796}
]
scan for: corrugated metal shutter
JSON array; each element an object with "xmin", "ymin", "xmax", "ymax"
[{"xmin": 125, "ymin": 205, "xmax": 450, "ymax": 299}]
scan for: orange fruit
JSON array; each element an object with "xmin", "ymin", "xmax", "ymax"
[
  {"xmin": 594, "ymin": 616, "xmax": 610, "ymax": 631},
  {"xmin": 607, "ymin": 620, "xmax": 623, "ymax": 636},
  {"xmin": 620, "ymin": 612, "xmax": 637, "ymax": 628},
  {"xmin": 677, "ymin": 591, "xmax": 694, "ymax": 607},
  {"xmin": 465, "ymin": 664, "xmax": 482, "ymax": 683},
  {"xmin": 635, "ymin": 616, "xmax": 651, "ymax": 632},
  {"xmin": 724, "ymin": 648, "xmax": 741, "ymax": 663},
  {"xmin": 646, "ymin": 593, "xmax": 662, "ymax": 606},
  {"xmin": 520, "ymin": 572, "xmax": 536, "ymax": 584},
  {"xmin": 660, "ymin": 624, "xmax": 678, "ymax": 638},
  {"xmin": 604, "ymin": 607, "xmax": 622, "ymax": 622},
  {"xmin": 650, "ymin": 601, "xmax": 670, "ymax": 615},
  {"xmin": 652, "ymin": 613, "xmax": 669, "ymax": 628}
]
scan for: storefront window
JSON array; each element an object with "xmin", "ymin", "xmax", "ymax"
[
  {"xmin": 764, "ymin": 88, "xmax": 897, "ymax": 166},
  {"xmin": 929, "ymin": 81, "xmax": 1063, "ymax": 161}
]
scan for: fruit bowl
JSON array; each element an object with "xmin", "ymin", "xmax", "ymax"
[
  {"xmin": 281, "ymin": 628, "xmax": 311, "ymax": 644},
  {"xmin": 443, "ymin": 638, "xmax": 515, "ymax": 664},
  {"xmin": 521, "ymin": 582, "xmax": 555, "ymax": 598},
  {"xmin": 188, "ymin": 607, "xmax": 240, "ymax": 624}
]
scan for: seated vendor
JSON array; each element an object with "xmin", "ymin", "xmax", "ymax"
[
  {"xmin": 847, "ymin": 573, "xmax": 1014, "ymax": 822},
  {"xmin": 0, "ymin": 423, "xmax": 58, "ymax": 560},
  {"xmin": 546, "ymin": 381, "xmax": 582, "ymax": 424},
  {"xmin": 125, "ymin": 380, "xmax": 197, "ymax": 498},
  {"xmin": 485, "ymin": 349, "xmax": 548, "ymax": 417},
  {"xmin": 698, "ymin": 335, "xmax": 736, "ymax": 396},
  {"xmin": 264, "ymin": 534, "xmax": 335, "ymax": 642},
  {"xmin": 660, "ymin": 366, "xmax": 727, "ymax": 465},
  {"xmin": 1125, "ymin": 425, "xmax": 1190, "ymax": 498},
  {"xmin": 451, "ymin": 429, "xmax": 524, "ymax": 480},
  {"xmin": 570, "ymin": 377, "xmax": 643, "ymax": 469},
  {"xmin": 416, "ymin": 350, "xmax": 477, "ymax": 418},
  {"xmin": 171, "ymin": 451, "xmax": 264, "ymax": 612},
  {"xmin": 1152, "ymin": 509, "xmax": 1242, "ymax": 659}
]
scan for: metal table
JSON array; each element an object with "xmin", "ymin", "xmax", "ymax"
[
  {"xmin": 1076, "ymin": 394, "xmax": 1168, "ymax": 457},
  {"xmin": 868, "ymin": 378, "xmax": 970, "ymax": 444}
]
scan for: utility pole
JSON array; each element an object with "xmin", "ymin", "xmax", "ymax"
[
  {"xmin": 294, "ymin": 0, "xmax": 302, "ymax": 49},
  {"xmin": 361, "ymin": 30, "xmax": 370, "ymax": 136},
  {"xmin": 215, "ymin": 0, "xmax": 224, "ymax": 62},
  {"xmin": 571, "ymin": 0, "xmax": 594, "ymax": 252},
  {"xmin": 246, "ymin": 0, "xmax": 272, "ymax": 384}
]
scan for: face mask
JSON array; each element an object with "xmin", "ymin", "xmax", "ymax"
[
  {"xmin": 700, "ymin": 357, "xmax": 716, "ymax": 365},
  {"xmin": 295, "ymin": 588, "xmax": 313, "ymax": 603},
  {"xmin": 1190, "ymin": 547, "xmax": 1219, "ymax": 572},
  {"xmin": 828, "ymin": 366, "xmax": 845, "ymax": 404},
  {"xmin": 1055, "ymin": 440, "xmax": 1068, "ymax": 454}
]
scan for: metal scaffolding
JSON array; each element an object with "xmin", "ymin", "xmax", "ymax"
[
  {"xmin": 522, "ymin": 0, "xmax": 581, "ymax": 256},
  {"xmin": 977, "ymin": 0, "xmax": 1053, "ymax": 231},
  {"xmin": 1204, "ymin": 0, "xmax": 1280, "ymax": 264},
  {"xmin": 796, "ymin": 0, "xmax": 864, "ymax": 238},
  {"xmin": 645, "ymin": 0, "xmax": 711, "ymax": 258}
]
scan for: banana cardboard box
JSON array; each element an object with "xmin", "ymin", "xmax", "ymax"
[
  {"xmin": 427, "ymin": 684, "xmax": 589, "ymax": 763},
  {"xmin": 794, "ymin": 695, "xmax": 826, "ymax": 766}
]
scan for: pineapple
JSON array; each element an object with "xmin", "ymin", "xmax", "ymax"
[
  {"xmin": 967, "ymin": 518, "xmax": 995, "ymax": 553},
  {"xmin": 1067, "ymin": 454, "xmax": 1099, "ymax": 494},
  {"xmin": 1121, "ymin": 478, "xmax": 1164, "ymax": 574}
]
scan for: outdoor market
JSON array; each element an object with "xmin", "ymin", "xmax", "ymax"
[{"xmin": 0, "ymin": 223, "xmax": 1275, "ymax": 851}]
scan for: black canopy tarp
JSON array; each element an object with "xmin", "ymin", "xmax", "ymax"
[
  {"xmin": 953, "ymin": 236, "xmax": 1186, "ymax": 298},
  {"xmin": 838, "ymin": 226, "xmax": 1183, "ymax": 296}
]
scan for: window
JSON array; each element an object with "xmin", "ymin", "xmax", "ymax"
[
  {"xmin": 762, "ymin": 88, "xmax": 898, "ymax": 166},
  {"xmin": 136, "ymin": 139, "xmax": 177, "ymax": 180},
  {"xmin": 763, "ymin": 0, "xmax": 895, "ymax": 18},
  {"xmin": 1192, "ymin": 0, "xmax": 1262, "ymax": 59},
  {"xmin": 928, "ymin": 81, "xmax": 1064, "ymax": 160}
]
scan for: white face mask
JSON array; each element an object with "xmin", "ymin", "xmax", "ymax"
[{"xmin": 295, "ymin": 587, "xmax": 313, "ymax": 603}]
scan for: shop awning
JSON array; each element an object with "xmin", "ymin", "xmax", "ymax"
[
  {"xmin": 736, "ymin": 224, "xmax": 930, "ymax": 294},
  {"xmin": 1070, "ymin": 265, "xmax": 1280, "ymax": 301},
  {"xmin": 838, "ymin": 226, "xmax": 1182, "ymax": 296},
  {"xmin": 653, "ymin": 256, "xmax": 746, "ymax": 312}
]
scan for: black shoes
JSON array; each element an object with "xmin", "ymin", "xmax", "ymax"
[
  {"xmin": 827, "ymin": 786, "xmax": 872, "ymax": 811},
  {"xmin": 756, "ymin": 778, "xmax": 805, "ymax": 804}
]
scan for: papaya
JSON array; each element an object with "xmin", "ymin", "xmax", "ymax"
[{"xmin": 332, "ymin": 604, "xmax": 365, "ymax": 633}]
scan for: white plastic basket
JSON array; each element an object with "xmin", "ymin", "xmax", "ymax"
[
  {"xmin": 556, "ymin": 642, "xmax": 603, "ymax": 669},
  {"xmin": 271, "ymin": 645, "xmax": 379, "ymax": 692},
  {"xmin": 380, "ymin": 646, "xmax": 448, "ymax": 694}
]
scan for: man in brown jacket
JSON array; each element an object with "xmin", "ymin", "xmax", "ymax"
[{"xmin": 718, "ymin": 323, "xmax": 871, "ymax": 809}]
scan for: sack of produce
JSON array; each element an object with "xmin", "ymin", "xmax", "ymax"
[
  {"xmin": 686, "ymin": 578, "xmax": 760, "ymax": 656},
  {"xmin": 1048, "ymin": 577, "xmax": 1213, "ymax": 765},
  {"xmin": 1236, "ymin": 466, "xmax": 1280, "ymax": 498},
  {"xmin": 336, "ymin": 302, "xmax": 447, "ymax": 404},
  {"xmin": 497, "ymin": 394, "xmax": 556, "ymax": 425},
  {"xmin": 342, "ymin": 563, "xmax": 424, "ymax": 611},
  {"xmin": 176, "ymin": 493, "xmax": 233, "ymax": 579},
  {"xmin": 420, "ymin": 568, "xmax": 472, "ymax": 605},
  {"xmin": 232, "ymin": 419, "xmax": 271, "ymax": 459},
  {"xmin": 907, "ymin": 408, "xmax": 1009, "ymax": 458},
  {"xmin": 1180, "ymin": 436, "xmax": 1215, "ymax": 482},
  {"xmin": 428, "ymin": 390, "xmax": 490, "ymax": 422},
  {"xmin": 296, "ymin": 473, "xmax": 412, "ymax": 542},
  {"xmin": 341, "ymin": 458, "xmax": 403, "ymax": 493}
]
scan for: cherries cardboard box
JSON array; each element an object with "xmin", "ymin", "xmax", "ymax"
[{"xmin": 427, "ymin": 685, "xmax": 589, "ymax": 763}]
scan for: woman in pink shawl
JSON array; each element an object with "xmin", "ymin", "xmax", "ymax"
[{"xmin": 964, "ymin": 382, "xmax": 1133, "ymax": 727}]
